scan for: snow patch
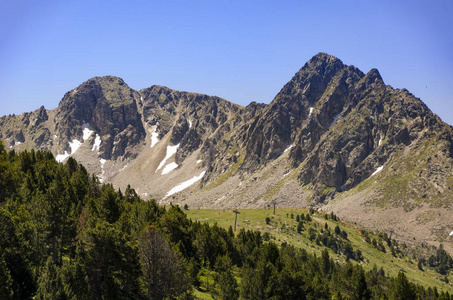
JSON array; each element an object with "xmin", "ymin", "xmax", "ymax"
[
  {"xmin": 163, "ymin": 171, "xmax": 206, "ymax": 199},
  {"xmin": 196, "ymin": 159, "xmax": 202, "ymax": 164},
  {"xmin": 56, "ymin": 152, "xmax": 70, "ymax": 163},
  {"xmin": 284, "ymin": 145, "xmax": 293, "ymax": 153},
  {"xmin": 69, "ymin": 139, "xmax": 82, "ymax": 154},
  {"xmin": 450, "ymin": 231, "xmax": 453, "ymax": 236},
  {"xmin": 308, "ymin": 107, "xmax": 314, "ymax": 117},
  {"xmin": 82, "ymin": 123, "xmax": 94, "ymax": 141},
  {"xmin": 99, "ymin": 159, "xmax": 106, "ymax": 183},
  {"xmin": 188, "ymin": 119, "xmax": 193, "ymax": 128},
  {"xmin": 371, "ymin": 166, "xmax": 384, "ymax": 177},
  {"xmin": 162, "ymin": 162, "xmax": 179, "ymax": 175},
  {"xmin": 283, "ymin": 171, "xmax": 291, "ymax": 177},
  {"xmin": 92, "ymin": 134, "xmax": 101, "ymax": 151},
  {"xmin": 140, "ymin": 96, "xmax": 143, "ymax": 102},
  {"xmin": 330, "ymin": 113, "xmax": 341, "ymax": 128},
  {"xmin": 56, "ymin": 139, "xmax": 82, "ymax": 163},
  {"xmin": 16, "ymin": 141, "xmax": 22, "ymax": 145},
  {"xmin": 378, "ymin": 138, "xmax": 382, "ymax": 146},
  {"xmin": 156, "ymin": 144, "xmax": 180, "ymax": 171},
  {"xmin": 150, "ymin": 128, "xmax": 159, "ymax": 148}
]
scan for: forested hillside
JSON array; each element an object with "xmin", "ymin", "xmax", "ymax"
[{"xmin": 0, "ymin": 140, "xmax": 452, "ymax": 299}]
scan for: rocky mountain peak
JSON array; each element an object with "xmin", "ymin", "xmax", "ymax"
[
  {"xmin": 2, "ymin": 54, "xmax": 453, "ymax": 245},
  {"xmin": 362, "ymin": 68, "xmax": 384, "ymax": 88},
  {"xmin": 299, "ymin": 53, "xmax": 346, "ymax": 83},
  {"xmin": 305, "ymin": 52, "xmax": 345, "ymax": 72},
  {"xmin": 54, "ymin": 75, "xmax": 144, "ymax": 159}
]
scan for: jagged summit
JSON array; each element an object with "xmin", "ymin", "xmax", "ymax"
[
  {"xmin": 304, "ymin": 52, "xmax": 345, "ymax": 71},
  {"xmin": 363, "ymin": 68, "xmax": 384, "ymax": 87},
  {"xmin": 1, "ymin": 54, "xmax": 453, "ymax": 245},
  {"xmin": 85, "ymin": 75, "xmax": 127, "ymax": 84},
  {"xmin": 62, "ymin": 75, "xmax": 136, "ymax": 106}
]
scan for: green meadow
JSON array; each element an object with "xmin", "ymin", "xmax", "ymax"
[{"xmin": 186, "ymin": 208, "xmax": 453, "ymax": 295}]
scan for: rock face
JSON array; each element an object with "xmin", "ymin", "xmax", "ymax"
[
  {"xmin": 138, "ymin": 85, "xmax": 242, "ymax": 164},
  {"xmin": 217, "ymin": 53, "xmax": 453, "ymax": 205},
  {"xmin": 2, "ymin": 53, "xmax": 453, "ymax": 245},
  {"xmin": 54, "ymin": 76, "xmax": 145, "ymax": 160}
]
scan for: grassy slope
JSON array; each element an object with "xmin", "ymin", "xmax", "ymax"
[{"xmin": 186, "ymin": 208, "xmax": 453, "ymax": 297}]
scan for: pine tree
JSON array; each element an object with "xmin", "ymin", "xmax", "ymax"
[
  {"xmin": 0, "ymin": 254, "xmax": 13, "ymax": 300},
  {"xmin": 212, "ymin": 256, "xmax": 238, "ymax": 300},
  {"xmin": 139, "ymin": 225, "xmax": 190, "ymax": 299},
  {"xmin": 389, "ymin": 272, "xmax": 416, "ymax": 300},
  {"xmin": 81, "ymin": 220, "xmax": 141, "ymax": 299}
]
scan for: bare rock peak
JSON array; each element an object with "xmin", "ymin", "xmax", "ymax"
[
  {"xmin": 2, "ymin": 53, "xmax": 452, "ymax": 247},
  {"xmin": 311, "ymin": 52, "xmax": 341, "ymax": 62},
  {"xmin": 86, "ymin": 75, "xmax": 127, "ymax": 85},
  {"xmin": 364, "ymin": 68, "xmax": 384, "ymax": 85},
  {"xmin": 306, "ymin": 52, "xmax": 344, "ymax": 67}
]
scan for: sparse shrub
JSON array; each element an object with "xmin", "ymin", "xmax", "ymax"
[
  {"xmin": 334, "ymin": 225, "xmax": 341, "ymax": 235},
  {"xmin": 330, "ymin": 212, "xmax": 337, "ymax": 221},
  {"xmin": 341, "ymin": 230, "xmax": 348, "ymax": 240},
  {"xmin": 355, "ymin": 250, "xmax": 363, "ymax": 261},
  {"xmin": 418, "ymin": 260, "xmax": 424, "ymax": 271},
  {"xmin": 297, "ymin": 222, "xmax": 304, "ymax": 234},
  {"xmin": 378, "ymin": 240, "xmax": 386, "ymax": 253},
  {"xmin": 343, "ymin": 244, "xmax": 354, "ymax": 260}
]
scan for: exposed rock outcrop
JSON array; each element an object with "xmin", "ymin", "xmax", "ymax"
[{"xmin": 2, "ymin": 53, "xmax": 453, "ymax": 244}]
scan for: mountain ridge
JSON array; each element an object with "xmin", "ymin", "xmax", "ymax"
[{"xmin": 2, "ymin": 53, "xmax": 453, "ymax": 247}]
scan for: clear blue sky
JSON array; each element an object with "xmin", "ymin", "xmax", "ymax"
[{"xmin": 1, "ymin": 0, "xmax": 452, "ymax": 124}]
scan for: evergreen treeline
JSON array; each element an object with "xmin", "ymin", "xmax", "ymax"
[
  {"xmin": 0, "ymin": 140, "xmax": 452, "ymax": 299},
  {"xmin": 428, "ymin": 245, "xmax": 453, "ymax": 275}
]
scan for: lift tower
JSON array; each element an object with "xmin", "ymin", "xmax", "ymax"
[{"xmin": 233, "ymin": 209, "xmax": 240, "ymax": 231}]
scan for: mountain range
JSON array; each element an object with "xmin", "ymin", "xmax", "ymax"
[{"xmin": 2, "ymin": 53, "xmax": 453, "ymax": 247}]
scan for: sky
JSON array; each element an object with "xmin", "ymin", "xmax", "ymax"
[{"xmin": 1, "ymin": 0, "xmax": 452, "ymax": 125}]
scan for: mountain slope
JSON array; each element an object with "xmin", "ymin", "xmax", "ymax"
[{"xmin": 1, "ymin": 53, "xmax": 453, "ymax": 246}]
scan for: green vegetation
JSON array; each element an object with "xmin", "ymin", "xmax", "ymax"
[
  {"xmin": 187, "ymin": 207, "xmax": 453, "ymax": 296},
  {"xmin": 204, "ymin": 156, "xmax": 244, "ymax": 190},
  {"xmin": 364, "ymin": 131, "xmax": 453, "ymax": 211},
  {"xmin": 428, "ymin": 245, "xmax": 453, "ymax": 275},
  {"xmin": 262, "ymin": 178, "xmax": 286, "ymax": 201},
  {"xmin": 1, "ymin": 139, "xmax": 453, "ymax": 299}
]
